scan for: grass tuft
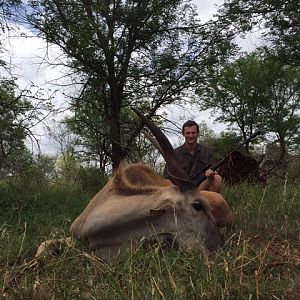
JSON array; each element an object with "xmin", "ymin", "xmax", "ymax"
[{"xmin": 0, "ymin": 182, "xmax": 299, "ymax": 299}]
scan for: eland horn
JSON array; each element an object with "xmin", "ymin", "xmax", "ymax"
[{"xmin": 132, "ymin": 107, "xmax": 196, "ymax": 191}]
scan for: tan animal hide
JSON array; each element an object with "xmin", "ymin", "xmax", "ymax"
[
  {"xmin": 71, "ymin": 163, "xmax": 226, "ymax": 260},
  {"xmin": 36, "ymin": 108, "xmax": 232, "ymax": 261}
]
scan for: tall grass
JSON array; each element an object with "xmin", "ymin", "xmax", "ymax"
[{"xmin": 1, "ymin": 182, "xmax": 299, "ymax": 299}]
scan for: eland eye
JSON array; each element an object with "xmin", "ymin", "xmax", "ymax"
[{"xmin": 192, "ymin": 202, "xmax": 205, "ymax": 212}]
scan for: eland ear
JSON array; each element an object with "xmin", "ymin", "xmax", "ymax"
[
  {"xmin": 150, "ymin": 208, "xmax": 166, "ymax": 217},
  {"xmin": 150, "ymin": 199, "xmax": 177, "ymax": 217}
]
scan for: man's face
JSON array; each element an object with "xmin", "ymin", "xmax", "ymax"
[{"xmin": 183, "ymin": 125, "xmax": 199, "ymax": 144}]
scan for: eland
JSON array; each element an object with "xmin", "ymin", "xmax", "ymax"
[{"xmin": 70, "ymin": 108, "xmax": 232, "ymax": 260}]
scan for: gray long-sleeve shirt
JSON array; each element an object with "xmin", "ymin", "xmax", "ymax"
[{"xmin": 163, "ymin": 143, "xmax": 212, "ymax": 181}]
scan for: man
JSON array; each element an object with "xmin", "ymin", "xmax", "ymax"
[{"xmin": 163, "ymin": 120, "xmax": 222, "ymax": 192}]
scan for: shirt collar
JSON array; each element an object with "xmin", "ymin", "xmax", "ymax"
[{"xmin": 181, "ymin": 143, "xmax": 200, "ymax": 154}]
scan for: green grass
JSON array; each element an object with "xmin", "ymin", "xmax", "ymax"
[{"xmin": 0, "ymin": 182, "xmax": 299, "ymax": 299}]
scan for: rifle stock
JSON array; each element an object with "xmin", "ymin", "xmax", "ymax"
[{"xmin": 191, "ymin": 130, "xmax": 262, "ymax": 186}]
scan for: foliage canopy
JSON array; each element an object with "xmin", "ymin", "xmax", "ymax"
[
  {"xmin": 196, "ymin": 52, "xmax": 300, "ymax": 164},
  {"xmin": 219, "ymin": 0, "xmax": 300, "ymax": 65},
  {"xmin": 12, "ymin": 0, "xmax": 236, "ymax": 169}
]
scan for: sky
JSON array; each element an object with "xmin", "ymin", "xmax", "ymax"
[
  {"xmin": 194, "ymin": 0, "xmax": 224, "ymax": 21},
  {"xmin": 1, "ymin": 0, "xmax": 261, "ymax": 154}
]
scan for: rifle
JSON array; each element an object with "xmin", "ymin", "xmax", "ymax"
[{"xmin": 190, "ymin": 130, "xmax": 262, "ymax": 186}]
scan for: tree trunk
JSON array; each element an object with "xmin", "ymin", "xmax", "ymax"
[{"xmin": 109, "ymin": 85, "xmax": 126, "ymax": 172}]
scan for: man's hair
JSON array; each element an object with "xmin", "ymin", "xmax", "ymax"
[{"xmin": 182, "ymin": 120, "xmax": 199, "ymax": 134}]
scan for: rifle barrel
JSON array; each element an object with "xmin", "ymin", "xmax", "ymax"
[
  {"xmin": 218, "ymin": 130, "xmax": 262, "ymax": 164},
  {"xmin": 192, "ymin": 130, "xmax": 262, "ymax": 185}
]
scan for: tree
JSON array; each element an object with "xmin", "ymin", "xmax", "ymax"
[
  {"xmin": 0, "ymin": 79, "xmax": 32, "ymax": 174},
  {"xmin": 0, "ymin": 1, "xmax": 25, "ymax": 70},
  {"xmin": 10, "ymin": 0, "xmax": 236, "ymax": 170},
  {"xmin": 65, "ymin": 86, "xmax": 113, "ymax": 173},
  {"xmin": 196, "ymin": 52, "xmax": 300, "ymax": 168},
  {"xmin": 0, "ymin": 78, "xmax": 53, "ymax": 177},
  {"xmin": 260, "ymin": 63, "xmax": 300, "ymax": 163},
  {"xmin": 46, "ymin": 121, "xmax": 81, "ymax": 184},
  {"xmin": 202, "ymin": 131, "xmax": 242, "ymax": 161},
  {"xmin": 219, "ymin": 0, "xmax": 300, "ymax": 65},
  {"xmin": 196, "ymin": 53, "xmax": 268, "ymax": 152}
]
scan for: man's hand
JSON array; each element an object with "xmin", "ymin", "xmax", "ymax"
[{"xmin": 205, "ymin": 168, "xmax": 217, "ymax": 177}]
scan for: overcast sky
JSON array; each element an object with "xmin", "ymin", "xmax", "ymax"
[
  {"xmin": 1, "ymin": 0, "xmax": 260, "ymax": 154},
  {"xmin": 194, "ymin": 0, "xmax": 223, "ymax": 20}
]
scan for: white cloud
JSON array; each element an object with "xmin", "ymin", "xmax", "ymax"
[
  {"xmin": 193, "ymin": 0, "xmax": 224, "ymax": 21},
  {"xmin": 0, "ymin": 25, "xmax": 72, "ymax": 154}
]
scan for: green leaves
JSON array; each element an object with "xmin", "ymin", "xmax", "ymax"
[
  {"xmin": 0, "ymin": 78, "xmax": 53, "ymax": 177},
  {"xmin": 196, "ymin": 51, "xmax": 300, "ymax": 160},
  {"xmin": 219, "ymin": 0, "xmax": 300, "ymax": 65},
  {"xmin": 0, "ymin": 79, "xmax": 31, "ymax": 170},
  {"xmin": 15, "ymin": 0, "xmax": 236, "ymax": 169}
]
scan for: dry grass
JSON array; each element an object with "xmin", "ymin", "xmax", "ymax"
[{"xmin": 0, "ymin": 182, "xmax": 299, "ymax": 299}]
